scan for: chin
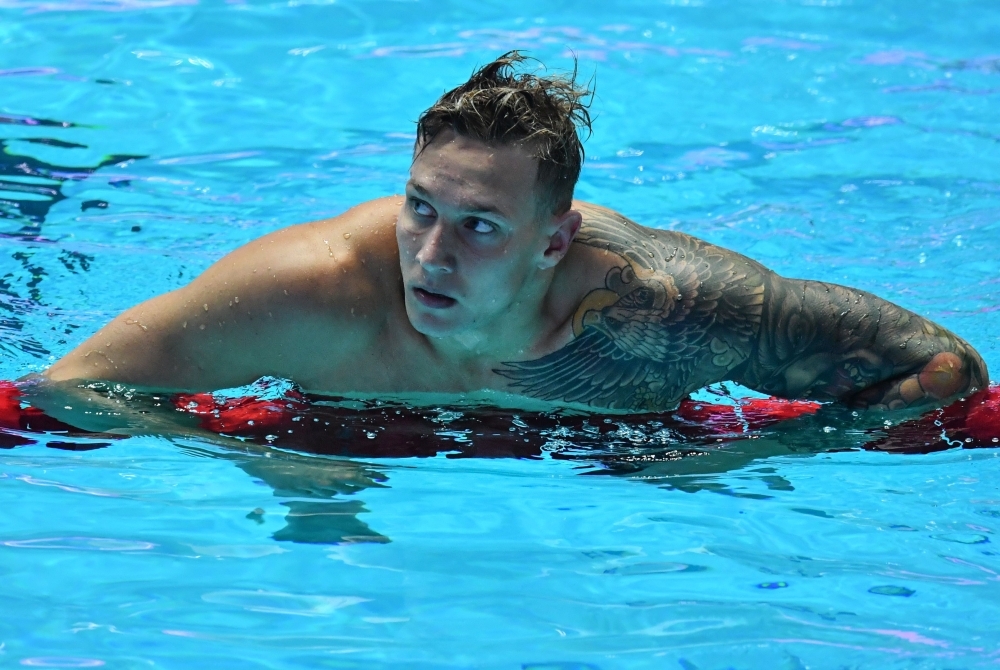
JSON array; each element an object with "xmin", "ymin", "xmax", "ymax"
[{"xmin": 404, "ymin": 300, "xmax": 468, "ymax": 338}]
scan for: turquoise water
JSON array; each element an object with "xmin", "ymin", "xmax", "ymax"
[{"xmin": 3, "ymin": 0, "xmax": 1000, "ymax": 667}]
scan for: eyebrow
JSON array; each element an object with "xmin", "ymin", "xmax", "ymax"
[{"xmin": 407, "ymin": 181, "xmax": 512, "ymax": 221}]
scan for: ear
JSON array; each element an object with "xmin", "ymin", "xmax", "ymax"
[{"xmin": 537, "ymin": 208, "xmax": 583, "ymax": 270}]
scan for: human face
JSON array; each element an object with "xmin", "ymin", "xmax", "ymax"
[{"xmin": 397, "ymin": 130, "xmax": 553, "ymax": 340}]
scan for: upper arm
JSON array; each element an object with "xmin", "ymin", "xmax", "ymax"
[
  {"xmin": 735, "ymin": 273, "xmax": 988, "ymax": 405},
  {"xmin": 45, "ymin": 237, "xmax": 322, "ymax": 389}
]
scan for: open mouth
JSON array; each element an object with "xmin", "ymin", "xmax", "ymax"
[{"xmin": 413, "ymin": 287, "xmax": 457, "ymax": 309}]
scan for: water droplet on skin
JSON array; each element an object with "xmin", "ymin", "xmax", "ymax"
[
  {"xmin": 234, "ymin": 297, "xmax": 239, "ymax": 304},
  {"xmin": 199, "ymin": 324, "xmax": 205, "ymax": 330},
  {"xmin": 203, "ymin": 304, "xmax": 208, "ymax": 311},
  {"xmin": 899, "ymin": 343, "xmax": 907, "ymax": 349},
  {"xmin": 344, "ymin": 232, "xmax": 351, "ymax": 239}
]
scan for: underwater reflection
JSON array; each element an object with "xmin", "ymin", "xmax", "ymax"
[{"xmin": 233, "ymin": 448, "xmax": 390, "ymax": 545}]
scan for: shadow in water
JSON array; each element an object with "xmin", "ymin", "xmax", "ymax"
[
  {"xmin": 274, "ymin": 500, "xmax": 389, "ymax": 544},
  {"xmin": 1, "ymin": 112, "xmax": 144, "ymax": 233},
  {"xmin": 236, "ymin": 450, "xmax": 390, "ymax": 544}
]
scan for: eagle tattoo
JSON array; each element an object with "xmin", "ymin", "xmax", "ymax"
[{"xmin": 496, "ymin": 209, "xmax": 767, "ymax": 412}]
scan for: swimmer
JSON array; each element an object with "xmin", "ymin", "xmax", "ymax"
[{"xmin": 44, "ymin": 52, "xmax": 988, "ymax": 414}]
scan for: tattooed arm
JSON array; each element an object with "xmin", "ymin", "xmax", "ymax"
[
  {"xmin": 498, "ymin": 204, "xmax": 987, "ymax": 413},
  {"xmin": 735, "ymin": 274, "xmax": 989, "ymax": 410}
]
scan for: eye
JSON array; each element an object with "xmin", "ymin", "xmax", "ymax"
[
  {"xmin": 467, "ymin": 218, "xmax": 496, "ymax": 235},
  {"xmin": 410, "ymin": 198, "xmax": 434, "ymax": 217}
]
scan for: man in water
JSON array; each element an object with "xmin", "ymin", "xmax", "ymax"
[{"xmin": 45, "ymin": 52, "xmax": 988, "ymax": 414}]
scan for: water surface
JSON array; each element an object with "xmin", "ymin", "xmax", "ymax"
[{"xmin": 1, "ymin": 0, "xmax": 1000, "ymax": 667}]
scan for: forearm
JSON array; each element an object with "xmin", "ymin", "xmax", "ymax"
[
  {"xmin": 19, "ymin": 377, "xmax": 204, "ymax": 437},
  {"xmin": 740, "ymin": 276, "xmax": 989, "ymax": 410}
]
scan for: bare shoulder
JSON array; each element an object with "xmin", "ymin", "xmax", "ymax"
[
  {"xmin": 571, "ymin": 201, "xmax": 768, "ymax": 336},
  {"xmin": 205, "ymin": 196, "xmax": 404, "ymax": 296},
  {"xmin": 46, "ymin": 196, "xmax": 405, "ymax": 389},
  {"xmin": 498, "ymin": 201, "xmax": 770, "ymax": 411},
  {"xmin": 574, "ymin": 201, "xmax": 756, "ymax": 269},
  {"xmin": 163, "ymin": 194, "xmax": 407, "ymax": 352}
]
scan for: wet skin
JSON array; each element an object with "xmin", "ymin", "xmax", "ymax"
[{"xmin": 44, "ymin": 131, "xmax": 988, "ymax": 414}]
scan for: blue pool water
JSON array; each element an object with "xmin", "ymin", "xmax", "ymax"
[{"xmin": 2, "ymin": 0, "xmax": 1000, "ymax": 667}]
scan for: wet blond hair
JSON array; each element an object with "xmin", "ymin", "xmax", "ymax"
[{"xmin": 416, "ymin": 51, "xmax": 593, "ymax": 214}]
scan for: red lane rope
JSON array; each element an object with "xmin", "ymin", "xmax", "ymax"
[{"xmin": 4, "ymin": 380, "xmax": 1000, "ymax": 451}]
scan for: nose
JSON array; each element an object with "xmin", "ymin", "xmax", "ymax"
[{"xmin": 414, "ymin": 221, "xmax": 455, "ymax": 274}]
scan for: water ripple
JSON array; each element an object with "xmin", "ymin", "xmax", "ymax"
[
  {"xmin": 2, "ymin": 536, "xmax": 155, "ymax": 551},
  {"xmin": 201, "ymin": 589, "xmax": 369, "ymax": 616},
  {"xmin": 0, "ymin": 0, "xmax": 196, "ymax": 12},
  {"xmin": 19, "ymin": 659, "xmax": 105, "ymax": 668}
]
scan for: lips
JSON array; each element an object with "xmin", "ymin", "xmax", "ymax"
[{"xmin": 413, "ymin": 286, "xmax": 457, "ymax": 309}]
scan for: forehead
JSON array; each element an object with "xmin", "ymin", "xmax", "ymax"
[{"xmin": 409, "ymin": 130, "xmax": 540, "ymax": 216}]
